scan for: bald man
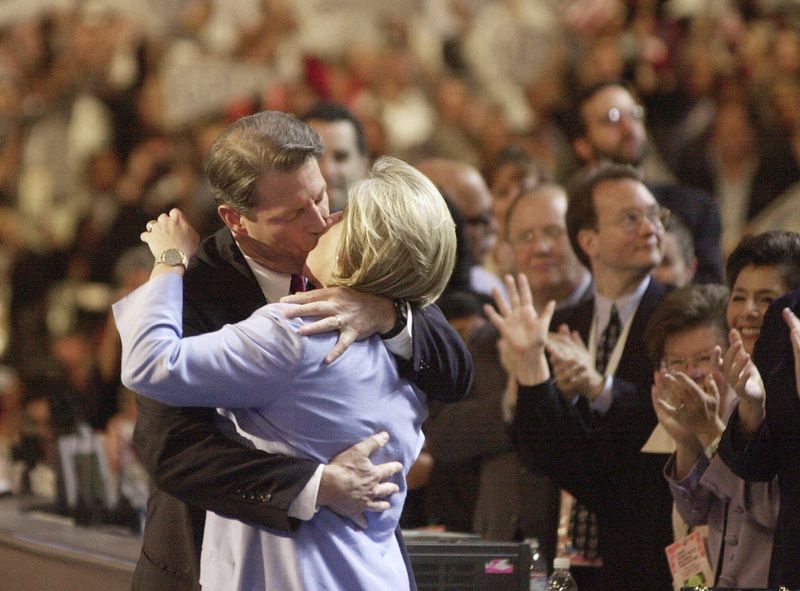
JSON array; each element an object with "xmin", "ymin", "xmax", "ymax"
[{"xmin": 417, "ymin": 159, "xmax": 501, "ymax": 297}]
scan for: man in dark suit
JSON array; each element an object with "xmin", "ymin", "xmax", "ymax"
[
  {"xmin": 425, "ymin": 182, "xmax": 590, "ymax": 565},
  {"xmin": 565, "ymin": 80, "xmax": 723, "ymax": 284},
  {"xmin": 719, "ymin": 290, "xmax": 800, "ymax": 587},
  {"xmin": 504, "ymin": 163, "xmax": 674, "ymax": 590},
  {"xmin": 132, "ymin": 111, "xmax": 474, "ymax": 591}
]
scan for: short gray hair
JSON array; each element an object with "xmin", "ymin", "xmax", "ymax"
[
  {"xmin": 330, "ymin": 157, "xmax": 456, "ymax": 307},
  {"xmin": 204, "ymin": 111, "xmax": 324, "ymax": 214}
]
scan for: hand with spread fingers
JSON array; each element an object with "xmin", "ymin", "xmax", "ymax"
[
  {"xmin": 281, "ymin": 288, "xmax": 395, "ymax": 363},
  {"xmin": 719, "ymin": 328, "xmax": 765, "ymax": 437},
  {"xmin": 484, "ymin": 273, "xmax": 555, "ymax": 386},
  {"xmin": 546, "ymin": 326, "xmax": 605, "ymax": 402},
  {"xmin": 318, "ymin": 432, "xmax": 403, "ymax": 529}
]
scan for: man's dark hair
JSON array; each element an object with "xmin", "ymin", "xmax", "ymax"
[
  {"xmin": 204, "ymin": 111, "xmax": 323, "ymax": 214},
  {"xmin": 726, "ymin": 230, "xmax": 800, "ymax": 291},
  {"xmin": 565, "ymin": 162, "xmax": 644, "ymax": 269},
  {"xmin": 644, "ymin": 283, "xmax": 730, "ymax": 365},
  {"xmin": 300, "ymin": 102, "xmax": 367, "ymax": 156}
]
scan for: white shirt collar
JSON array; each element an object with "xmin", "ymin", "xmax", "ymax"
[
  {"xmin": 238, "ymin": 247, "xmax": 292, "ymax": 304},
  {"xmin": 593, "ymin": 274, "xmax": 651, "ymax": 334}
]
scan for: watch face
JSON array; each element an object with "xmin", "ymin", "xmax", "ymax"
[{"xmin": 163, "ymin": 249, "xmax": 183, "ymax": 265}]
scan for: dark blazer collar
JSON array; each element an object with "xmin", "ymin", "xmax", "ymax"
[{"xmin": 213, "ymin": 227, "xmax": 256, "ymax": 282}]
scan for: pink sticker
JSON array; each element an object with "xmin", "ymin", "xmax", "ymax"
[{"xmin": 484, "ymin": 558, "xmax": 514, "ymax": 574}]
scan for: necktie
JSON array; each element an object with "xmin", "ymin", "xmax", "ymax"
[
  {"xmin": 595, "ymin": 304, "xmax": 621, "ymax": 375},
  {"xmin": 289, "ymin": 274, "xmax": 309, "ymax": 294},
  {"xmin": 566, "ymin": 305, "xmax": 621, "ymax": 564}
]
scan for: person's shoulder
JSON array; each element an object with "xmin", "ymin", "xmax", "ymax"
[{"xmin": 648, "ymin": 182, "xmax": 717, "ymax": 212}]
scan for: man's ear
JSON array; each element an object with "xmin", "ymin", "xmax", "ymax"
[
  {"xmin": 573, "ymin": 137, "xmax": 594, "ymax": 163},
  {"xmin": 218, "ymin": 204, "xmax": 247, "ymax": 235},
  {"xmin": 576, "ymin": 227, "xmax": 597, "ymax": 262}
]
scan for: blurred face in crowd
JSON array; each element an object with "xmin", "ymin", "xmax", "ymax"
[
  {"xmin": 575, "ymin": 85, "xmax": 649, "ymax": 167},
  {"xmin": 306, "ymin": 118, "xmax": 368, "ymax": 212},
  {"xmin": 726, "ymin": 264, "xmax": 788, "ymax": 354},
  {"xmin": 506, "ymin": 185, "xmax": 586, "ymax": 304},
  {"xmin": 419, "ymin": 160, "xmax": 498, "ymax": 265},
  {"xmin": 218, "ymin": 158, "xmax": 329, "ymax": 274},
  {"xmin": 653, "ymin": 230, "xmax": 696, "ymax": 288},
  {"xmin": 490, "ymin": 161, "xmax": 539, "ymax": 236},
  {"xmin": 578, "ymin": 178, "xmax": 664, "ymax": 279}
]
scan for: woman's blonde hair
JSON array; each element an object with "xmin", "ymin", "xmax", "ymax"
[{"xmin": 329, "ymin": 156, "xmax": 456, "ymax": 307}]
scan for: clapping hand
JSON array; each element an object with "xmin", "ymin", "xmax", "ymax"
[
  {"xmin": 653, "ymin": 370, "xmax": 724, "ymax": 445},
  {"xmin": 651, "ymin": 370, "xmax": 695, "ymax": 447},
  {"xmin": 546, "ymin": 327, "xmax": 604, "ymax": 402},
  {"xmin": 718, "ymin": 329, "xmax": 765, "ymax": 437},
  {"xmin": 784, "ymin": 307, "xmax": 800, "ymax": 402},
  {"xmin": 484, "ymin": 274, "xmax": 555, "ymax": 386}
]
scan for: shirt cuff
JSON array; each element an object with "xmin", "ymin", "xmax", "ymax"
[
  {"xmin": 382, "ymin": 302, "xmax": 413, "ymax": 360},
  {"xmin": 288, "ymin": 463, "xmax": 324, "ymax": 520},
  {"xmin": 589, "ymin": 375, "xmax": 614, "ymax": 414}
]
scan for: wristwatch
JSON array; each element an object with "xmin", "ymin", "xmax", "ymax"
[
  {"xmin": 155, "ymin": 248, "xmax": 189, "ymax": 269},
  {"xmin": 379, "ymin": 298, "xmax": 408, "ymax": 339},
  {"xmin": 704, "ymin": 434, "xmax": 722, "ymax": 461}
]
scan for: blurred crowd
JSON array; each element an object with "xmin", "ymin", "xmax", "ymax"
[{"xmin": 1, "ymin": 0, "xmax": 800, "ymax": 554}]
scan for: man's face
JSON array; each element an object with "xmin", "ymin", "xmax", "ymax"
[
  {"xmin": 455, "ymin": 171, "xmax": 498, "ymax": 265},
  {"xmin": 507, "ymin": 187, "xmax": 584, "ymax": 299},
  {"xmin": 653, "ymin": 231, "xmax": 695, "ymax": 287},
  {"xmin": 220, "ymin": 158, "xmax": 330, "ymax": 274},
  {"xmin": 580, "ymin": 178, "xmax": 664, "ymax": 278},
  {"xmin": 307, "ymin": 119, "xmax": 368, "ymax": 211},
  {"xmin": 577, "ymin": 86, "xmax": 649, "ymax": 166}
]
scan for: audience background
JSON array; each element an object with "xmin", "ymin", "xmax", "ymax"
[{"xmin": 1, "ymin": 0, "xmax": 800, "ymax": 525}]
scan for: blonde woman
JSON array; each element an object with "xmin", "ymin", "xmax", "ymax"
[{"xmin": 114, "ymin": 157, "xmax": 456, "ymax": 591}]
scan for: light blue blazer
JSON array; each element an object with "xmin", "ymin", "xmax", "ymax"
[{"xmin": 114, "ymin": 273, "xmax": 426, "ymax": 591}]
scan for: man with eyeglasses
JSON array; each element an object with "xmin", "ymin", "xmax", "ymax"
[
  {"xmin": 425, "ymin": 182, "xmax": 589, "ymax": 567},
  {"xmin": 417, "ymin": 158, "xmax": 503, "ymax": 297},
  {"xmin": 505, "ymin": 183, "xmax": 592, "ymax": 311},
  {"xmin": 509, "ymin": 162, "xmax": 674, "ymax": 590},
  {"xmin": 565, "ymin": 80, "xmax": 723, "ymax": 284}
]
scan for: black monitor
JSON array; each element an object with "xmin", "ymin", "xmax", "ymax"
[{"xmin": 406, "ymin": 534, "xmax": 531, "ymax": 591}]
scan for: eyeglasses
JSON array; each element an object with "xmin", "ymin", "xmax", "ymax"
[
  {"xmin": 509, "ymin": 225, "xmax": 566, "ymax": 246},
  {"xmin": 597, "ymin": 105, "xmax": 646, "ymax": 125},
  {"xmin": 607, "ymin": 206, "xmax": 670, "ymax": 234},
  {"xmin": 661, "ymin": 349, "xmax": 718, "ymax": 373}
]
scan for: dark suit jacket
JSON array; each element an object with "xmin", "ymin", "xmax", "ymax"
[
  {"xmin": 648, "ymin": 183, "xmax": 723, "ymax": 285},
  {"xmin": 425, "ymin": 322, "xmax": 561, "ymax": 565},
  {"xmin": 132, "ymin": 227, "xmax": 474, "ymax": 590},
  {"xmin": 512, "ymin": 279, "xmax": 674, "ymax": 590},
  {"xmin": 719, "ymin": 288, "xmax": 800, "ymax": 588}
]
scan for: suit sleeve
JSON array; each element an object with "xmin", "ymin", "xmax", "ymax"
[
  {"xmin": 402, "ymin": 304, "xmax": 474, "ymax": 403},
  {"xmin": 513, "ymin": 380, "xmax": 612, "ymax": 509},
  {"xmin": 131, "ymin": 275, "xmax": 317, "ymax": 531}
]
